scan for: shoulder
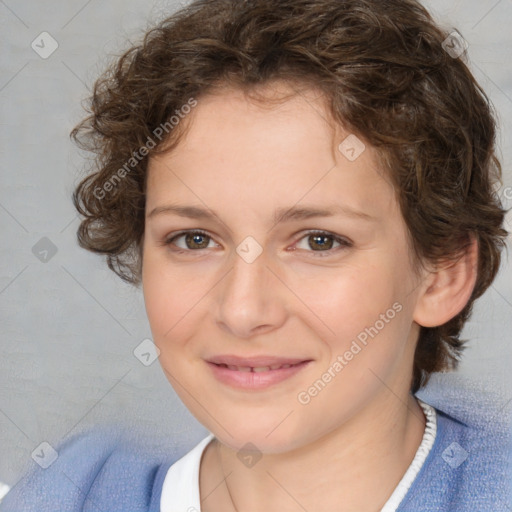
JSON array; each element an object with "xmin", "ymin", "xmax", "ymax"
[
  {"xmin": 399, "ymin": 374, "xmax": 512, "ymax": 511},
  {"xmin": 0, "ymin": 426, "xmax": 184, "ymax": 512}
]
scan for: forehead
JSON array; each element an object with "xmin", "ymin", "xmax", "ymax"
[{"xmin": 146, "ymin": 83, "xmax": 398, "ymax": 224}]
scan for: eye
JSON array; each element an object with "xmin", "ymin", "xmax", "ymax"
[
  {"xmin": 293, "ymin": 231, "xmax": 352, "ymax": 256},
  {"xmin": 164, "ymin": 230, "xmax": 216, "ymax": 252},
  {"xmin": 162, "ymin": 229, "xmax": 352, "ymax": 257}
]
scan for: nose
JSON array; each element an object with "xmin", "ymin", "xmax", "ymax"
[{"xmin": 214, "ymin": 247, "xmax": 288, "ymax": 339}]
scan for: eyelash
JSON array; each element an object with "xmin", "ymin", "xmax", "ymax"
[{"xmin": 162, "ymin": 230, "xmax": 352, "ymax": 257}]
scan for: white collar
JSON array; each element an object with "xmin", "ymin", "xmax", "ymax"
[{"xmin": 161, "ymin": 400, "xmax": 437, "ymax": 512}]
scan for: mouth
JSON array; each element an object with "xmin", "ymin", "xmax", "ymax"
[
  {"xmin": 206, "ymin": 355, "xmax": 312, "ymax": 390},
  {"xmin": 213, "ymin": 361, "xmax": 304, "ymax": 372}
]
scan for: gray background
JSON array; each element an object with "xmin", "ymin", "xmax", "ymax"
[{"xmin": 1, "ymin": 0, "xmax": 511, "ymax": 489}]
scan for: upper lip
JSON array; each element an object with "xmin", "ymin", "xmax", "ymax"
[{"xmin": 207, "ymin": 355, "xmax": 311, "ymax": 367}]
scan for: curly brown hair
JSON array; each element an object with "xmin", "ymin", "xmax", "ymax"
[{"xmin": 71, "ymin": 0, "xmax": 509, "ymax": 392}]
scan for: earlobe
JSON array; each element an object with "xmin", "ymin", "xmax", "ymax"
[{"xmin": 413, "ymin": 235, "xmax": 479, "ymax": 328}]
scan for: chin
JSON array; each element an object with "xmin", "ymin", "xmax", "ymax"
[
  {"xmin": 200, "ymin": 410, "xmax": 311, "ymax": 454},
  {"xmin": 218, "ymin": 431, "xmax": 303, "ymax": 455}
]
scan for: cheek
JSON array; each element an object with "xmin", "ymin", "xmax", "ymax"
[
  {"xmin": 298, "ymin": 264, "xmax": 412, "ymax": 394},
  {"xmin": 293, "ymin": 263, "xmax": 400, "ymax": 342},
  {"xmin": 142, "ymin": 251, "xmax": 203, "ymax": 347}
]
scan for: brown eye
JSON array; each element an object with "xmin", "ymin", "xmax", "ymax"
[
  {"xmin": 184, "ymin": 232, "xmax": 210, "ymax": 249},
  {"xmin": 165, "ymin": 231, "xmax": 214, "ymax": 251},
  {"xmin": 308, "ymin": 233, "xmax": 335, "ymax": 251},
  {"xmin": 294, "ymin": 231, "xmax": 352, "ymax": 256}
]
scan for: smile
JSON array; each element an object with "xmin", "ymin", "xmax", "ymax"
[
  {"xmin": 206, "ymin": 357, "xmax": 312, "ymax": 390},
  {"xmin": 216, "ymin": 362, "xmax": 299, "ymax": 372}
]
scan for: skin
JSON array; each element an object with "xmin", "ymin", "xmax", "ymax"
[{"xmin": 141, "ymin": 81, "xmax": 477, "ymax": 511}]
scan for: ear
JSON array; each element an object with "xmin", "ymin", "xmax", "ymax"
[{"xmin": 413, "ymin": 235, "xmax": 478, "ymax": 328}]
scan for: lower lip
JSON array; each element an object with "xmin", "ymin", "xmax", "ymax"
[{"xmin": 206, "ymin": 361, "xmax": 311, "ymax": 390}]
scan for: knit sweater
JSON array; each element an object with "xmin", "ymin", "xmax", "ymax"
[{"xmin": 1, "ymin": 378, "xmax": 510, "ymax": 511}]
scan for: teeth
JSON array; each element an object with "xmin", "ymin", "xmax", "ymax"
[
  {"xmin": 220, "ymin": 363, "xmax": 298, "ymax": 372},
  {"xmin": 252, "ymin": 366, "xmax": 271, "ymax": 372}
]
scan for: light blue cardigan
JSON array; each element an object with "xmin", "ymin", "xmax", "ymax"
[{"xmin": 1, "ymin": 377, "xmax": 511, "ymax": 511}]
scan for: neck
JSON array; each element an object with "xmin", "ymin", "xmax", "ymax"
[{"xmin": 200, "ymin": 393, "xmax": 426, "ymax": 512}]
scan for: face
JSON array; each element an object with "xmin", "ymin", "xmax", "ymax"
[{"xmin": 142, "ymin": 82, "xmax": 426, "ymax": 453}]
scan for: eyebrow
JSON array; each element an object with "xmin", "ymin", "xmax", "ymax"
[{"xmin": 147, "ymin": 203, "xmax": 376, "ymax": 224}]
